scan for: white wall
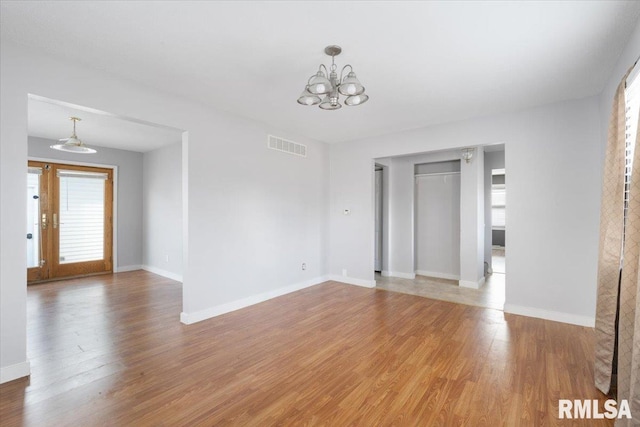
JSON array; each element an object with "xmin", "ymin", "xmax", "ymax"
[
  {"xmin": 330, "ymin": 95, "xmax": 602, "ymax": 326},
  {"xmin": 28, "ymin": 136, "xmax": 144, "ymax": 270},
  {"xmin": 459, "ymin": 148, "xmax": 485, "ymax": 288},
  {"xmin": 0, "ymin": 41, "xmax": 329, "ymax": 383},
  {"xmin": 143, "ymin": 142, "xmax": 182, "ymax": 280},
  {"xmin": 415, "ymin": 173, "xmax": 461, "ymax": 279},
  {"xmin": 388, "ymin": 156, "xmax": 415, "ymax": 278}
]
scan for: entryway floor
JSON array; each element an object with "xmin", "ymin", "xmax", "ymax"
[{"xmin": 375, "ymin": 270, "xmax": 505, "ymax": 311}]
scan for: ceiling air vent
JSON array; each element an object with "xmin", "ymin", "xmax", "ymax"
[{"xmin": 267, "ymin": 135, "xmax": 307, "ymax": 158}]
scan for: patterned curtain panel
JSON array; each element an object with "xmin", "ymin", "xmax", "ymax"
[{"xmin": 595, "ymin": 65, "xmax": 640, "ymax": 425}]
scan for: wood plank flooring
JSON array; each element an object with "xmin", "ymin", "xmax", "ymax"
[{"xmin": 0, "ymin": 271, "xmax": 611, "ymax": 426}]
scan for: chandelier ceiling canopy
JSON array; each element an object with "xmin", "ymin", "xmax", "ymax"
[{"xmin": 297, "ymin": 45, "xmax": 369, "ymax": 110}]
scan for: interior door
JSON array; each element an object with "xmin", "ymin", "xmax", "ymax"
[{"xmin": 27, "ymin": 161, "xmax": 113, "ymax": 283}]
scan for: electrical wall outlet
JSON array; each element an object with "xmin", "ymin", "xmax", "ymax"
[{"xmin": 302, "ymin": 263, "xmax": 306, "ymax": 270}]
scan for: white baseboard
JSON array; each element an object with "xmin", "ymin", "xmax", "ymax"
[
  {"xmin": 328, "ymin": 275, "xmax": 376, "ymax": 288},
  {"xmin": 459, "ymin": 277, "xmax": 485, "ymax": 289},
  {"xmin": 381, "ymin": 271, "xmax": 415, "ymax": 280},
  {"xmin": 503, "ymin": 304, "xmax": 595, "ymax": 327},
  {"xmin": 415, "ymin": 270, "xmax": 460, "ymax": 281},
  {"xmin": 1, "ymin": 360, "xmax": 30, "ymax": 384},
  {"xmin": 180, "ymin": 276, "xmax": 329, "ymax": 325},
  {"xmin": 142, "ymin": 265, "xmax": 183, "ymax": 282},
  {"xmin": 381, "ymin": 270, "xmax": 391, "ymax": 277},
  {"xmin": 114, "ymin": 265, "xmax": 142, "ymax": 273}
]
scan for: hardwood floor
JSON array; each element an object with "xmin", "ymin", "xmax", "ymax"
[{"xmin": 0, "ymin": 271, "xmax": 611, "ymax": 426}]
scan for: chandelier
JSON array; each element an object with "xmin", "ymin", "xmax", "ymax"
[{"xmin": 297, "ymin": 45, "xmax": 369, "ymax": 110}]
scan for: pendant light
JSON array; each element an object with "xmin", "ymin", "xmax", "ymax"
[{"xmin": 50, "ymin": 117, "xmax": 97, "ymax": 154}]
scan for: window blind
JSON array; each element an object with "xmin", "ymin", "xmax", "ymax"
[
  {"xmin": 623, "ymin": 66, "xmax": 640, "ymax": 241},
  {"xmin": 57, "ymin": 170, "xmax": 108, "ymax": 180},
  {"xmin": 491, "ymin": 182, "xmax": 506, "ymax": 228},
  {"xmin": 58, "ymin": 174, "xmax": 105, "ymax": 264}
]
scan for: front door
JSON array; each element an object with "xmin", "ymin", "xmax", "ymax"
[{"xmin": 27, "ymin": 161, "xmax": 113, "ymax": 282}]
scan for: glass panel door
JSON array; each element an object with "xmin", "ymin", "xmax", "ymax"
[
  {"xmin": 27, "ymin": 162, "xmax": 50, "ymax": 282},
  {"xmin": 27, "ymin": 168, "xmax": 41, "ymax": 268},
  {"xmin": 27, "ymin": 161, "xmax": 113, "ymax": 283}
]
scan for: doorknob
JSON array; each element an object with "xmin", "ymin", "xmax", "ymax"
[{"xmin": 41, "ymin": 213, "xmax": 47, "ymax": 230}]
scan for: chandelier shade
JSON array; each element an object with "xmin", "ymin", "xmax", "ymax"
[
  {"xmin": 344, "ymin": 93, "xmax": 369, "ymax": 106},
  {"xmin": 307, "ymin": 71, "xmax": 332, "ymax": 95},
  {"xmin": 319, "ymin": 93, "xmax": 342, "ymax": 110},
  {"xmin": 297, "ymin": 89, "xmax": 321, "ymax": 106},
  {"xmin": 338, "ymin": 72, "xmax": 364, "ymax": 96},
  {"xmin": 298, "ymin": 45, "xmax": 368, "ymax": 110}
]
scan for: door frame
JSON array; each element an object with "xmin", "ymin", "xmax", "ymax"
[{"xmin": 28, "ymin": 157, "xmax": 119, "ymax": 276}]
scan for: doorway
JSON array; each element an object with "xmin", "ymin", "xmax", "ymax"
[
  {"xmin": 27, "ymin": 160, "xmax": 113, "ymax": 282},
  {"xmin": 490, "ymin": 168, "xmax": 506, "ymax": 274},
  {"xmin": 374, "ymin": 165, "xmax": 383, "ymax": 272}
]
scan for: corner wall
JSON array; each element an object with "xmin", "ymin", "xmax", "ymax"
[
  {"xmin": 0, "ymin": 41, "xmax": 329, "ymax": 383},
  {"xmin": 329, "ymin": 96, "xmax": 602, "ymax": 326},
  {"xmin": 142, "ymin": 142, "xmax": 183, "ymax": 280}
]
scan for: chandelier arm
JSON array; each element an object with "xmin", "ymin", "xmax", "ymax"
[
  {"xmin": 319, "ymin": 64, "xmax": 329, "ymax": 75},
  {"xmin": 306, "ymin": 75, "xmax": 315, "ymax": 87},
  {"xmin": 339, "ymin": 65, "xmax": 353, "ymax": 83}
]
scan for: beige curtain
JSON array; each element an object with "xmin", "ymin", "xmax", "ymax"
[{"xmin": 595, "ymin": 65, "xmax": 640, "ymax": 425}]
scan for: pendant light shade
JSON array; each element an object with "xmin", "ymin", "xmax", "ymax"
[
  {"xmin": 344, "ymin": 93, "xmax": 369, "ymax": 106},
  {"xmin": 319, "ymin": 93, "xmax": 342, "ymax": 110},
  {"xmin": 297, "ymin": 45, "xmax": 368, "ymax": 110},
  {"xmin": 338, "ymin": 72, "xmax": 365, "ymax": 96},
  {"xmin": 297, "ymin": 89, "xmax": 321, "ymax": 106},
  {"xmin": 307, "ymin": 71, "xmax": 332, "ymax": 95},
  {"xmin": 50, "ymin": 117, "xmax": 97, "ymax": 154}
]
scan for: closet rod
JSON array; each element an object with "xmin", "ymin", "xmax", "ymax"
[{"xmin": 415, "ymin": 171, "xmax": 461, "ymax": 178}]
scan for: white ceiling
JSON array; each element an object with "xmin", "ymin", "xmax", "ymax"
[
  {"xmin": 28, "ymin": 96, "xmax": 184, "ymax": 152},
  {"xmin": 3, "ymin": 1, "xmax": 640, "ymax": 145}
]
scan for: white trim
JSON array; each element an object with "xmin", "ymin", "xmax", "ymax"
[
  {"xmin": 503, "ymin": 304, "xmax": 595, "ymax": 327},
  {"xmin": 180, "ymin": 276, "xmax": 329, "ymax": 325},
  {"xmin": 459, "ymin": 276, "xmax": 486, "ymax": 289},
  {"xmin": 415, "ymin": 270, "xmax": 460, "ymax": 281},
  {"xmin": 328, "ymin": 275, "xmax": 376, "ymax": 288},
  {"xmin": 0, "ymin": 360, "xmax": 30, "ymax": 384},
  {"xmin": 381, "ymin": 270, "xmax": 391, "ymax": 277},
  {"xmin": 114, "ymin": 265, "xmax": 142, "ymax": 273},
  {"xmin": 142, "ymin": 265, "xmax": 183, "ymax": 282}
]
